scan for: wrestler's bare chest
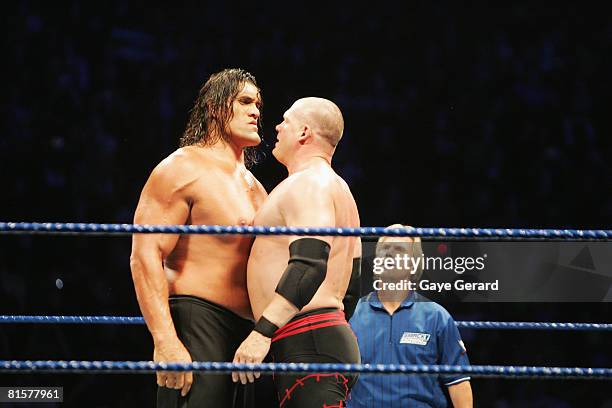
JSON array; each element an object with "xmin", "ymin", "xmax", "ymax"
[
  {"xmin": 189, "ymin": 170, "xmax": 264, "ymax": 227},
  {"xmin": 252, "ymin": 184, "xmax": 287, "ymax": 227}
]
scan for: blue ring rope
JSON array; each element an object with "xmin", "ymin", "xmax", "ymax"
[
  {"xmin": 1, "ymin": 222, "xmax": 611, "ymax": 240},
  {"xmin": 455, "ymin": 321, "xmax": 612, "ymax": 331},
  {"xmin": 1, "ymin": 315, "xmax": 610, "ymax": 331},
  {"xmin": 0, "ymin": 361, "xmax": 610, "ymax": 379}
]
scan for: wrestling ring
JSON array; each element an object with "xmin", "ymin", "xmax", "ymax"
[{"xmin": 1, "ymin": 222, "xmax": 611, "ymax": 403}]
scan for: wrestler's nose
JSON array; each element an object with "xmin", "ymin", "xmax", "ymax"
[{"xmin": 250, "ymin": 106, "xmax": 260, "ymax": 120}]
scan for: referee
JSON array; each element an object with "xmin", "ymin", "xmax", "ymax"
[{"xmin": 347, "ymin": 225, "xmax": 473, "ymax": 408}]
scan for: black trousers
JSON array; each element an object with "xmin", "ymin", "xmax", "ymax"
[
  {"xmin": 271, "ymin": 308, "xmax": 361, "ymax": 408},
  {"xmin": 157, "ymin": 295, "xmax": 276, "ymax": 408}
]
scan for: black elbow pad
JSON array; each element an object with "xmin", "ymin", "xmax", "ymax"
[
  {"xmin": 275, "ymin": 238, "xmax": 330, "ymax": 309},
  {"xmin": 343, "ymin": 257, "xmax": 361, "ymax": 320}
]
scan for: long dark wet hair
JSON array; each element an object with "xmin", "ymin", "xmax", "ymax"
[{"xmin": 179, "ymin": 68, "xmax": 263, "ymax": 168}]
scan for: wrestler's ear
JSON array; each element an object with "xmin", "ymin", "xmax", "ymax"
[{"xmin": 298, "ymin": 125, "xmax": 311, "ymax": 144}]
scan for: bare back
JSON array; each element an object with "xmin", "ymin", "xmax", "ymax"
[
  {"xmin": 132, "ymin": 146, "xmax": 267, "ymax": 319},
  {"xmin": 247, "ymin": 162, "xmax": 360, "ymax": 320}
]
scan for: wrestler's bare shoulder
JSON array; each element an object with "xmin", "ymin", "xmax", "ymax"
[
  {"xmin": 147, "ymin": 147, "xmax": 222, "ymax": 191},
  {"xmin": 280, "ymin": 165, "xmax": 338, "ymax": 195},
  {"xmin": 294, "ymin": 166, "xmax": 358, "ymax": 216}
]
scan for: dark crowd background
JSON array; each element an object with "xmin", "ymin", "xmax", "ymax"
[{"xmin": 1, "ymin": 1, "xmax": 611, "ymax": 407}]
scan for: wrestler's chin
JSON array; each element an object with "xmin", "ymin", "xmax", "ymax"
[
  {"xmin": 240, "ymin": 132, "xmax": 262, "ymax": 147},
  {"xmin": 271, "ymin": 147, "xmax": 285, "ymax": 164}
]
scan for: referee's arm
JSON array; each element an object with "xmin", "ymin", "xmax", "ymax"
[{"xmin": 448, "ymin": 380, "xmax": 473, "ymax": 408}]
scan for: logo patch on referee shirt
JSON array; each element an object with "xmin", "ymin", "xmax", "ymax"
[{"xmin": 400, "ymin": 332, "xmax": 431, "ymax": 345}]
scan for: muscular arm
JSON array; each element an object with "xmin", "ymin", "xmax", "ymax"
[
  {"xmin": 130, "ymin": 154, "xmax": 196, "ymax": 394},
  {"xmin": 130, "ymin": 160, "xmax": 192, "ymax": 343},
  {"xmin": 232, "ymin": 175, "xmax": 334, "ymax": 383},
  {"xmin": 259, "ymin": 177, "xmax": 335, "ymax": 328},
  {"xmin": 448, "ymin": 381, "xmax": 473, "ymax": 408}
]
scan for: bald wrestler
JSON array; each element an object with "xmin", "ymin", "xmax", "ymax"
[
  {"xmin": 130, "ymin": 68, "xmax": 267, "ymax": 408},
  {"xmin": 232, "ymin": 97, "xmax": 362, "ymax": 407}
]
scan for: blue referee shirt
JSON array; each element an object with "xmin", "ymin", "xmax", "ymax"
[{"xmin": 347, "ymin": 291, "xmax": 470, "ymax": 408}]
